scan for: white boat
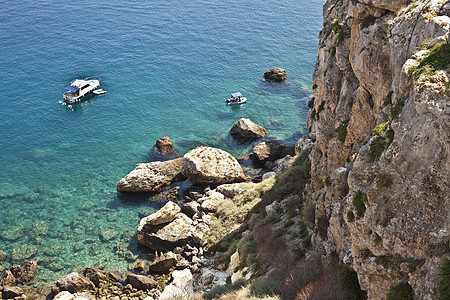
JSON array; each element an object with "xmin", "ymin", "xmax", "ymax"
[
  {"xmin": 226, "ymin": 92, "xmax": 247, "ymax": 105},
  {"xmin": 93, "ymin": 89, "xmax": 107, "ymax": 95},
  {"xmin": 63, "ymin": 78, "xmax": 100, "ymax": 103}
]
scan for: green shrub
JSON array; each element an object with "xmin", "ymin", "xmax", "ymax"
[
  {"xmin": 302, "ymin": 204, "xmax": 316, "ymax": 227},
  {"xmin": 410, "ymin": 41, "xmax": 450, "ymax": 79},
  {"xmin": 352, "ymin": 191, "xmax": 367, "ymax": 218},
  {"xmin": 347, "ymin": 211, "xmax": 355, "ymax": 222},
  {"xmin": 315, "ymin": 215, "xmax": 329, "ymax": 238},
  {"xmin": 372, "ymin": 122, "xmax": 387, "ymax": 136},
  {"xmin": 439, "ymin": 260, "xmax": 450, "ymax": 300},
  {"xmin": 377, "ymin": 173, "xmax": 393, "ymax": 188},
  {"xmin": 295, "ymin": 248, "xmax": 306, "ymax": 260},
  {"xmin": 417, "ymin": 38, "xmax": 433, "ymax": 51},
  {"xmin": 316, "ymin": 101, "xmax": 325, "ymax": 119},
  {"xmin": 203, "ymin": 278, "xmax": 247, "ymax": 300},
  {"xmin": 384, "ymin": 91, "xmax": 394, "ymax": 106},
  {"xmin": 386, "ymin": 128, "xmax": 395, "ymax": 147},
  {"xmin": 387, "ymin": 282, "xmax": 414, "ymax": 300},
  {"xmin": 324, "ymin": 176, "xmax": 332, "ymax": 186},
  {"xmin": 272, "ymin": 150, "xmax": 310, "ymax": 199},
  {"xmin": 390, "ymin": 100, "xmax": 404, "ymax": 119},
  {"xmin": 374, "ymin": 234, "xmax": 382, "ymax": 246},
  {"xmin": 361, "ymin": 15, "xmax": 376, "ymax": 29},
  {"xmin": 250, "ymin": 277, "xmax": 278, "ymax": 296},
  {"xmin": 335, "ymin": 120, "xmax": 349, "ymax": 142},
  {"xmin": 304, "ymin": 157, "xmax": 311, "ymax": 179},
  {"xmin": 273, "ymin": 226, "xmax": 288, "ymax": 237},
  {"xmin": 368, "ymin": 136, "xmax": 386, "ymax": 162},
  {"xmin": 338, "ymin": 267, "xmax": 366, "ymax": 299},
  {"xmin": 312, "ymin": 83, "xmax": 318, "ymax": 89}
]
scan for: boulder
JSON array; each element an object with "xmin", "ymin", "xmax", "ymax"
[
  {"xmin": 155, "ymin": 136, "xmax": 175, "ymax": 153},
  {"xmin": 181, "ymin": 146, "xmax": 247, "ymax": 185},
  {"xmin": 53, "ymin": 291, "xmax": 74, "ymax": 300},
  {"xmin": 181, "ymin": 201, "xmax": 200, "ymax": 218},
  {"xmin": 264, "ymin": 67, "xmax": 287, "ymax": 82},
  {"xmin": 199, "ymin": 192, "xmax": 225, "ymax": 212},
  {"xmin": 148, "ymin": 252, "xmax": 178, "ymax": 273},
  {"xmin": 125, "ymin": 273, "xmax": 157, "ymax": 290},
  {"xmin": 117, "ymin": 158, "xmax": 185, "ymax": 193},
  {"xmin": 2, "ymin": 286, "xmax": 23, "ymax": 299},
  {"xmin": 137, "ymin": 213, "xmax": 196, "ymax": 252},
  {"xmin": 139, "ymin": 201, "xmax": 181, "ymax": 226},
  {"xmin": 159, "ymin": 269, "xmax": 193, "ymax": 300},
  {"xmin": 230, "ymin": 118, "xmax": 267, "ymax": 141},
  {"xmin": 21, "ymin": 261, "xmax": 38, "ymax": 283},
  {"xmin": 51, "ymin": 272, "xmax": 95, "ymax": 295},
  {"xmin": 262, "ymin": 171, "xmax": 277, "ymax": 181},
  {"xmin": 252, "ymin": 141, "xmax": 283, "ymax": 162},
  {"xmin": 84, "ymin": 267, "xmax": 120, "ymax": 287},
  {"xmin": 0, "ymin": 270, "xmax": 16, "ymax": 286}
]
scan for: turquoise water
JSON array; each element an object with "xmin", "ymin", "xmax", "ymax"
[{"xmin": 0, "ymin": 0, "xmax": 323, "ymax": 282}]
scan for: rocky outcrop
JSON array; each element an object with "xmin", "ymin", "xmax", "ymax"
[
  {"xmin": 155, "ymin": 136, "xmax": 175, "ymax": 153},
  {"xmin": 117, "ymin": 158, "xmax": 185, "ymax": 193},
  {"xmin": 181, "ymin": 146, "xmax": 247, "ymax": 185},
  {"xmin": 264, "ymin": 67, "xmax": 287, "ymax": 82},
  {"xmin": 229, "ymin": 118, "xmax": 267, "ymax": 141},
  {"xmin": 305, "ymin": 0, "xmax": 450, "ymax": 298}
]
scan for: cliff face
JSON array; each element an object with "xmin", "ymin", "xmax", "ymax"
[{"xmin": 306, "ymin": 0, "xmax": 449, "ymax": 298}]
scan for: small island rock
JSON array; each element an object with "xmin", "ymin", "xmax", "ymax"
[
  {"xmin": 264, "ymin": 67, "xmax": 287, "ymax": 82},
  {"xmin": 181, "ymin": 146, "xmax": 247, "ymax": 185},
  {"xmin": 155, "ymin": 136, "xmax": 175, "ymax": 153},
  {"xmin": 117, "ymin": 158, "xmax": 185, "ymax": 193},
  {"xmin": 230, "ymin": 118, "xmax": 267, "ymax": 141}
]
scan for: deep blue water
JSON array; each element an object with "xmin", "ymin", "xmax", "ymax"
[{"xmin": 0, "ymin": 0, "xmax": 323, "ymax": 282}]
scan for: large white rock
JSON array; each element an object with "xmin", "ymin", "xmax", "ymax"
[
  {"xmin": 181, "ymin": 146, "xmax": 247, "ymax": 185},
  {"xmin": 159, "ymin": 269, "xmax": 193, "ymax": 300}
]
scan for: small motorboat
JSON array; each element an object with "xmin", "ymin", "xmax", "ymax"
[
  {"xmin": 226, "ymin": 92, "xmax": 247, "ymax": 105},
  {"xmin": 93, "ymin": 89, "xmax": 107, "ymax": 95}
]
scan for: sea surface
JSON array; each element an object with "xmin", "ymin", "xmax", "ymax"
[{"xmin": 0, "ymin": 0, "xmax": 323, "ymax": 282}]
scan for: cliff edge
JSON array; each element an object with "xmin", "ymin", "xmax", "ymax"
[{"xmin": 306, "ymin": 0, "xmax": 449, "ymax": 298}]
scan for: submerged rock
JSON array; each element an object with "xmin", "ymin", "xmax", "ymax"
[
  {"xmin": 230, "ymin": 118, "xmax": 267, "ymax": 141},
  {"xmin": 181, "ymin": 146, "xmax": 247, "ymax": 185},
  {"xmin": 155, "ymin": 136, "xmax": 176, "ymax": 153},
  {"xmin": 264, "ymin": 67, "xmax": 287, "ymax": 82},
  {"xmin": 0, "ymin": 250, "xmax": 7, "ymax": 261},
  {"xmin": 0, "ymin": 270, "xmax": 16, "ymax": 286},
  {"xmin": 99, "ymin": 227, "xmax": 119, "ymax": 242},
  {"xmin": 11, "ymin": 245, "xmax": 37, "ymax": 262},
  {"xmin": 117, "ymin": 158, "xmax": 185, "ymax": 193}
]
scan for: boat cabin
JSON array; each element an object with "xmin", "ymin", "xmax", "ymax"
[{"xmin": 63, "ymin": 79, "xmax": 100, "ymax": 103}]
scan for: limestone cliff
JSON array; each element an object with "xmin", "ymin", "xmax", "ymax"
[{"xmin": 306, "ymin": 0, "xmax": 449, "ymax": 298}]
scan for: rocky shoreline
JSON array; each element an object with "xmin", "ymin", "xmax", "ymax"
[{"xmin": 0, "ymin": 117, "xmax": 304, "ymax": 299}]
